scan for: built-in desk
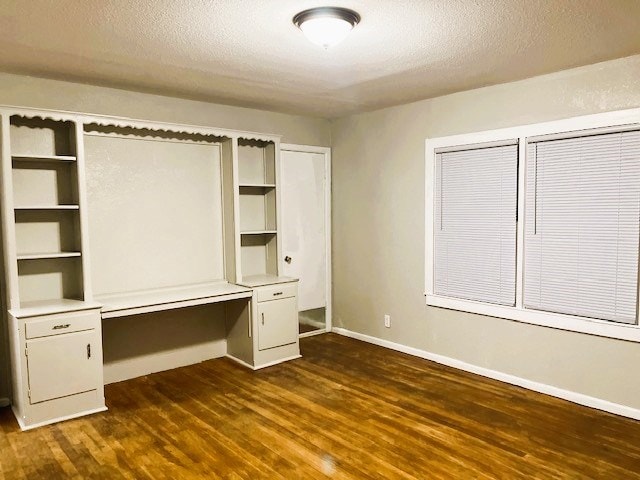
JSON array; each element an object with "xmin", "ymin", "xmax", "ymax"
[
  {"xmin": 97, "ymin": 278, "xmax": 301, "ymax": 371},
  {"xmin": 1, "ymin": 106, "xmax": 300, "ymax": 431},
  {"xmin": 97, "ymin": 282, "xmax": 253, "ymax": 319}
]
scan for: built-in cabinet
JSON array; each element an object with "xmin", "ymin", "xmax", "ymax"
[
  {"xmin": 1, "ymin": 113, "xmax": 105, "ymax": 429},
  {"xmin": 0, "ymin": 107, "xmax": 301, "ymax": 430},
  {"xmin": 7, "ymin": 309, "xmax": 104, "ymax": 428},
  {"xmin": 227, "ymin": 280, "xmax": 299, "ymax": 369},
  {"xmin": 256, "ymin": 284, "xmax": 298, "ymax": 351}
]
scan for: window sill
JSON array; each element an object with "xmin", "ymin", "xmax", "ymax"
[{"xmin": 425, "ymin": 294, "xmax": 640, "ymax": 343}]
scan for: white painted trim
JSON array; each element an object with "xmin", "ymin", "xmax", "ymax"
[
  {"xmin": 275, "ymin": 141, "xmax": 284, "ymax": 276},
  {"xmin": 0, "ymin": 115, "xmax": 19, "ymax": 310},
  {"xmin": 253, "ymin": 354, "xmax": 302, "ymax": 370},
  {"xmin": 13, "ymin": 405, "xmax": 108, "ymax": 431},
  {"xmin": 0, "ymin": 398, "xmax": 10, "ymax": 408},
  {"xmin": 280, "ymin": 143, "xmax": 333, "ymax": 333},
  {"xmin": 515, "ymin": 139, "xmax": 526, "ymax": 309},
  {"xmin": 426, "ymin": 108, "xmax": 640, "ymax": 151},
  {"xmin": 332, "ymin": 328, "xmax": 640, "ymax": 421},
  {"xmin": 0, "ymin": 104, "xmax": 281, "ymax": 143},
  {"xmin": 280, "ymin": 144, "xmax": 330, "ymax": 154},
  {"xmin": 427, "ymin": 294, "xmax": 640, "ymax": 342},
  {"xmin": 225, "ymin": 354, "xmax": 255, "ymax": 370},
  {"xmin": 425, "ymin": 107, "xmax": 640, "ymax": 342},
  {"xmin": 299, "ymin": 329, "xmax": 325, "ymax": 339},
  {"xmin": 225, "ymin": 353, "xmax": 302, "ymax": 370},
  {"xmin": 424, "ymin": 138, "xmax": 435, "ymax": 297},
  {"xmin": 75, "ymin": 121, "xmax": 95, "ymax": 302}
]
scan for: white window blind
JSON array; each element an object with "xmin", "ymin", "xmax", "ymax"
[
  {"xmin": 434, "ymin": 144, "xmax": 518, "ymax": 305},
  {"xmin": 524, "ymin": 130, "xmax": 640, "ymax": 324}
]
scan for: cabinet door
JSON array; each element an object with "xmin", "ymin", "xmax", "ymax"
[
  {"xmin": 26, "ymin": 330, "xmax": 100, "ymax": 404},
  {"xmin": 257, "ymin": 297, "xmax": 298, "ymax": 351}
]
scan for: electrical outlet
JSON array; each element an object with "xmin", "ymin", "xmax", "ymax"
[{"xmin": 384, "ymin": 314, "xmax": 391, "ymax": 328}]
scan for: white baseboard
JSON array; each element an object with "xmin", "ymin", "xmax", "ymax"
[
  {"xmin": 0, "ymin": 397, "xmax": 10, "ymax": 408},
  {"xmin": 332, "ymin": 327, "xmax": 640, "ymax": 421},
  {"xmin": 225, "ymin": 354, "xmax": 302, "ymax": 371},
  {"xmin": 14, "ymin": 405, "xmax": 108, "ymax": 431},
  {"xmin": 299, "ymin": 329, "xmax": 326, "ymax": 339}
]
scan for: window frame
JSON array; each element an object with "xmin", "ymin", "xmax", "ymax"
[{"xmin": 425, "ymin": 107, "xmax": 640, "ymax": 342}]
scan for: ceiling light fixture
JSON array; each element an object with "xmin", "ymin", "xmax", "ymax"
[{"xmin": 293, "ymin": 7, "xmax": 361, "ymax": 49}]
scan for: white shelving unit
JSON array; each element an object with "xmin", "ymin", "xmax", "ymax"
[
  {"xmin": 5, "ymin": 115, "xmax": 92, "ymax": 310},
  {"xmin": 0, "ymin": 112, "xmax": 104, "ymax": 430},
  {"xmin": 237, "ymin": 138, "xmax": 282, "ymax": 283},
  {"xmin": 0, "ymin": 106, "xmax": 300, "ymax": 430}
]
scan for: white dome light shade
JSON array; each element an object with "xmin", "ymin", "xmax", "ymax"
[
  {"xmin": 299, "ymin": 16, "xmax": 353, "ymax": 48},
  {"xmin": 293, "ymin": 7, "xmax": 361, "ymax": 49}
]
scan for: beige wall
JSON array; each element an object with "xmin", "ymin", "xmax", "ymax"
[
  {"xmin": 0, "ymin": 73, "xmax": 331, "ymax": 146},
  {"xmin": 330, "ymin": 54, "xmax": 640, "ymax": 410},
  {"xmin": 2, "ymin": 55, "xmax": 640, "ymax": 411},
  {"xmin": 0, "ymin": 72, "xmax": 331, "ymax": 400}
]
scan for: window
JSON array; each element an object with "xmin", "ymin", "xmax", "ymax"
[
  {"xmin": 434, "ymin": 143, "xmax": 518, "ymax": 305},
  {"xmin": 524, "ymin": 131, "xmax": 640, "ymax": 324},
  {"xmin": 425, "ymin": 108, "xmax": 640, "ymax": 342}
]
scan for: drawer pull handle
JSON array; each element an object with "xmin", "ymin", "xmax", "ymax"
[
  {"xmin": 273, "ymin": 292, "xmax": 283, "ymax": 296},
  {"xmin": 87, "ymin": 344, "xmax": 91, "ymax": 359},
  {"xmin": 52, "ymin": 324, "xmax": 71, "ymax": 330},
  {"xmin": 261, "ymin": 313, "xmax": 265, "ymax": 325}
]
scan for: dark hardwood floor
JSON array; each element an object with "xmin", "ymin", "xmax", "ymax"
[{"xmin": 1, "ymin": 333, "xmax": 639, "ymax": 479}]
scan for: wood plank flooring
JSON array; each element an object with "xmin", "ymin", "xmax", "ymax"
[{"xmin": 1, "ymin": 333, "xmax": 640, "ymax": 479}]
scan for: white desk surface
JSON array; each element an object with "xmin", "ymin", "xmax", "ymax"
[
  {"xmin": 98, "ymin": 282, "xmax": 252, "ymax": 319},
  {"xmin": 11, "ymin": 299, "xmax": 103, "ymax": 319},
  {"xmin": 237, "ymin": 275, "xmax": 298, "ymax": 288}
]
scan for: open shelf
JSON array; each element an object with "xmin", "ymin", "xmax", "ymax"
[
  {"xmin": 240, "ymin": 233, "xmax": 278, "ymax": 278},
  {"xmin": 238, "ymin": 186, "xmax": 276, "ymax": 232},
  {"xmin": 15, "ymin": 208, "xmax": 81, "ymax": 256},
  {"xmin": 239, "ymin": 183, "xmax": 276, "ymax": 189},
  {"xmin": 12, "ymin": 161, "xmax": 79, "ymax": 207},
  {"xmin": 241, "ymin": 230, "xmax": 277, "ymax": 235},
  {"xmin": 17, "ymin": 256, "xmax": 84, "ymax": 305},
  {"xmin": 236, "ymin": 138, "xmax": 280, "ymax": 280},
  {"xmin": 10, "ymin": 116, "xmax": 75, "ymax": 158},
  {"xmin": 237, "ymin": 139, "xmax": 276, "ymax": 185},
  {"xmin": 17, "ymin": 252, "xmax": 82, "ymax": 261},
  {"xmin": 12, "ymin": 154, "xmax": 76, "ymax": 162},
  {"xmin": 8, "ymin": 115, "xmax": 86, "ymax": 313},
  {"xmin": 14, "ymin": 205, "xmax": 80, "ymax": 210}
]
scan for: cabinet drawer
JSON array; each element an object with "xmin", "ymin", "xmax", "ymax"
[
  {"xmin": 256, "ymin": 283, "xmax": 297, "ymax": 303},
  {"xmin": 25, "ymin": 310, "xmax": 100, "ymax": 339}
]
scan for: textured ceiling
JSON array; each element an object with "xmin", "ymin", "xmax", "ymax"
[{"xmin": 1, "ymin": 0, "xmax": 640, "ymax": 118}]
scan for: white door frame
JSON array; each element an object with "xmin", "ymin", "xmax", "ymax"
[{"xmin": 280, "ymin": 143, "xmax": 332, "ymax": 336}]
